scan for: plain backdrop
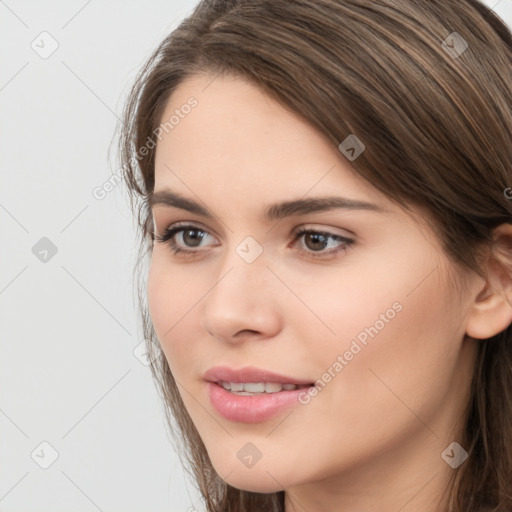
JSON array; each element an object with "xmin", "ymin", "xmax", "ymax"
[{"xmin": 1, "ymin": 1, "xmax": 511, "ymax": 511}]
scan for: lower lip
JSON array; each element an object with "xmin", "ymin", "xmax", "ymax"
[{"xmin": 207, "ymin": 382, "xmax": 311, "ymax": 423}]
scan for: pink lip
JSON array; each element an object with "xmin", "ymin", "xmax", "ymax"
[
  {"xmin": 204, "ymin": 365, "xmax": 314, "ymax": 423},
  {"xmin": 203, "ymin": 365, "xmax": 313, "ymax": 386}
]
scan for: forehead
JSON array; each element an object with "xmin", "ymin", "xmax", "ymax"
[
  {"xmin": 155, "ymin": 72, "xmax": 334, "ymax": 165},
  {"xmin": 153, "ymin": 73, "xmax": 389, "ymax": 206}
]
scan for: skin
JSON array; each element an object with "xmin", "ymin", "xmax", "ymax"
[{"xmin": 147, "ymin": 73, "xmax": 512, "ymax": 512}]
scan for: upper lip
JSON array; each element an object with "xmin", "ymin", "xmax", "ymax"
[{"xmin": 204, "ymin": 365, "xmax": 314, "ymax": 386}]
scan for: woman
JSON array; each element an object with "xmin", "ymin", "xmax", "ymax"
[{"xmin": 118, "ymin": 1, "xmax": 512, "ymax": 510}]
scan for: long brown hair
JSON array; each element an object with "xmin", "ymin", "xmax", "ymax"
[{"xmin": 118, "ymin": 1, "xmax": 512, "ymax": 510}]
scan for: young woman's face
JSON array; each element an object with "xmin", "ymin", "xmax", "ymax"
[{"xmin": 148, "ymin": 73, "xmax": 480, "ymax": 501}]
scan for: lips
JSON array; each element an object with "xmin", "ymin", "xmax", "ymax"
[{"xmin": 203, "ymin": 366, "xmax": 315, "ymax": 422}]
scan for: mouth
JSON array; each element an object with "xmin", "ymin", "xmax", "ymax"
[
  {"xmin": 214, "ymin": 381, "xmax": 313, "ymax": 395},
  {"xmin": 203, "ymin": 366, "xmax": 315, "ymax": 422},
  {"xmin": 203, "ymin": 365, "xmax": 314, "ymax": 390}
]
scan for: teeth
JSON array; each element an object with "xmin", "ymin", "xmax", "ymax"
[
  {"xmin": 265, "ymin": 383, "xmax": 283, "ymax": 393},
  {"xmin": 244, "ymin": 382, "xmax": 265, "ymax": 393},
  {"xmin": 218, "ymin": 381, "xmax": 300, "ymax": 394}
]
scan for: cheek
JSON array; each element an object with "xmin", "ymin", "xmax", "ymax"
[
  {"xmin": 147, "ymin": 251, "xmax": 195, "ymax": 329},
  {"xmin": 293, "ymin": 251, "xmax": 462, "ymax": 406},
  {"xmin": 312, "ymin": 269, "xmax": 462, "ymax": 427},
  {"xmin": 147, "ymin": 256, "xmax": 184, "ymax": 359},
  {"xmin": 147, "ymin": 255, "xmax": 207, "ymax": 377},
  {"xmin": 306, "ymin": 242, "xmax": 450, "ymax": 351},
  {"xmin": 147, "ymin": 258, "xmax": 168, "ymax": 336},
  {"xmin": 286, "ymin": 260, "xmax": 410, "ymax": 361}
]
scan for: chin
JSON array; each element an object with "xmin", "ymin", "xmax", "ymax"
[
  {"xmin": 211, "ymin": 461, "xmax": 287, "ymax": 493},
  {"xmin": 224, "ymin": 476, "xmax": 284, "ymax": 494}
]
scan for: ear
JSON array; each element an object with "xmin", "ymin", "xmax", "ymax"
[{"xmin": 465, "ymin": 223, "xmax": 512, "ymax": 340}]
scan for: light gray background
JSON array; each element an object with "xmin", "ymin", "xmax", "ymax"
[{"xmin": 1, "ymin": 1, "xmax": 511, "ymax": 511}]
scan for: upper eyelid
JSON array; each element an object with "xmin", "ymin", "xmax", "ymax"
[
  {"xmin": 158, "ymin": 222, "xmax": 354, "ymax": 244},
  {"xmin": 158, "ymin": 220, "xmax": 353, "ymax": 235},
  {"xmin": 159, "ymin": 221, "xmax": 220, "ymax": 241}
]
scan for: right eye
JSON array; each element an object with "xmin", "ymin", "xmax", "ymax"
[{"xmin": 154, "ymin": 223, "xmax": 218, "ymax": 256}]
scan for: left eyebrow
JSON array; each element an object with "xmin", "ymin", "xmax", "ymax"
[{"xmin": 148, "ymin": 188, "xmax": 388, "ymax": 221}]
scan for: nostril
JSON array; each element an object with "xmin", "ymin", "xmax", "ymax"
[{"xmin": 234, "ymin": 329, "xmax": 260, "ymax": 337}]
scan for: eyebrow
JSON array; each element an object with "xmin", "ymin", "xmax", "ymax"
[{"xmin": 148, "ymin": 188, "xmax": 387, "ymax": 221}]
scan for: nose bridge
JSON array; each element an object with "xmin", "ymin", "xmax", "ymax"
[
  {"xmin": 209, "ymin": 239, "xmax": 269, "ymax": 308},
  {"xmin": 200, "ymin": 236, "xmax": 281, "ymax": 340}
]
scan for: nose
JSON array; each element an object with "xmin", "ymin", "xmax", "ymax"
[{"xmin": 199, "ymin": 250, "xmax": 283, "ymax": 344}]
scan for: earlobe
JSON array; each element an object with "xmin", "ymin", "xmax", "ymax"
[{"xmin": 465, "ymin": 223, "xmax": 512, "ymax": 340}]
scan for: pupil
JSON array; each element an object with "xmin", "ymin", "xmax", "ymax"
[{"xmin": 306, "ymin": 233, "xmax": 327, "ymax": 251}]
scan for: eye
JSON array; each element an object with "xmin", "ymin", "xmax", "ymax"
[
  {"xmin": 153, "ymin": 223, "xmax": 354, "ymax": 260},
  {"xmin": 153, "ymin": 222, "xmax": 217, "ymax": 257},
  {"xmin": 292, "ymin": 227, "xmax": 354, "ymax": 259}
]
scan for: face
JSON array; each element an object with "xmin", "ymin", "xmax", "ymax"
[{"xmin": 147, "ymin": 73, "xmax": 479, "ymax": 496}]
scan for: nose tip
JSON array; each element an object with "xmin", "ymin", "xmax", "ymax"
[{"xmin": 199, "ymin": 262, "xmax": 282, "ymax": 344}]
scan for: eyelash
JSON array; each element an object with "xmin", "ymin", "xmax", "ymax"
[{"xmin": 153, "ymin": 222, "xmax": 354, "ymax": 260}]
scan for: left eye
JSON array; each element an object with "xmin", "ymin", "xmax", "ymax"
[
  {"xmin": 293, "ymin": 228, "xmax": 354, "ymax": 258},
  {"xmin": 153, "ymin": 224, "xmax": 354, "ymax": 259}
]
